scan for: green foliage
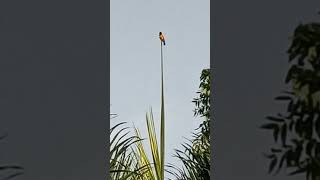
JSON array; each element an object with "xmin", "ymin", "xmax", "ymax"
[
  {"xmin": 110, "ymin": 41, "xmax": 167, "ymax": 180},
  {"xmin": 261, "ymin": 23, "xmax": 320, "ymax": 180},
  {"xmin": 109, "ymin": 111, "xmax": 167, "ymax": 180},
  {"xmin": 170, "ymin": 68, "xmax": 211, "ymax": 180},
  {"xmin": 110, "ymin": 45, "xmax": 210, "ymax": 180},
  {"xmin": 193, "ymin": 69, "xmax": 211, "ymax": 149},
  {"xmin": 193, "ymin": 69, "xmax": 211, "ymax": 120},
  {"xmin": 109, "ymin": 121, "xmax": 143, "ymax": 180},
  {"xmin": 110, "ymin": 68, "xmax": 211, "ymax": 180},
  {"xmin": 134, "ymin": 109, "xmax": 166, "ymax": 180}
]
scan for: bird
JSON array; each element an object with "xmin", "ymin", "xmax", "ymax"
[{"xmin": 159, "ymin": 32, "xmax": 166, "ymax": 45}]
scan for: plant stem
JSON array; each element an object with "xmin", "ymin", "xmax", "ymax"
[{"xmin": 160, "ymin": 41, "xmax": 165, "ymax": 180}]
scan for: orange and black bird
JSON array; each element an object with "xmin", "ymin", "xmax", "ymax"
[{"xmin": 159, "ymin": 32, "xmax": 166, "ymax": 45}]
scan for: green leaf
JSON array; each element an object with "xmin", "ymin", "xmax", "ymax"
[
  {"xmin": 289, "ymin": 167, "xmax": 307, "ymax": 176},
  {"xmin": 281, "ymin": 124, "xmax": 287, "ymax": 146},
  {"xmin": 260, "ymin": 123, "xmax": 278, "ymax": 130},
  {"xmin": 275, "ymin": 96, "xmax": 292, "ymax": 101},
  {"xmin": 266, "ymin": 116, "xmax": 284, "ymax": 123},
  {"xmin": 268, "ymin": 157, "xmax": 278, "ymax": 173}
]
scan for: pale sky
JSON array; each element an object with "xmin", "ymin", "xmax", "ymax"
[{"xmin": 110, "ymin": 0, "xmax": 210, "ymax": 178}]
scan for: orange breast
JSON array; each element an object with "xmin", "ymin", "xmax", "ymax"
[{"xmin": 159, "ymin": 34, "xmax": 165, "ymax": 41}]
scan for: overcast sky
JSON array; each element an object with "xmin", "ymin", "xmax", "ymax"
[{"xmin": 110, "ymin": 0, "xmax": 210, "ymax": 178}]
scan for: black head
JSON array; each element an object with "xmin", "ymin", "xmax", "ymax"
[{"xmin": 159, "ymin": 32, "xmax": 162, "ymax": 35}]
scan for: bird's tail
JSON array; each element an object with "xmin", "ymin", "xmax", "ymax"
[{"xmin": 163, "ymin": 40, "xmax": 166, "ymax": 46}]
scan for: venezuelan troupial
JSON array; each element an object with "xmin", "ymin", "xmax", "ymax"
[{"xmin": 159, "ymin": 32, "xmax": 166, "ymax": 45}]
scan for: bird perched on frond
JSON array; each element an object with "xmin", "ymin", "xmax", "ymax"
[{"xmin": 159, "ymin": 32, "xmax": 166, "ymax": 45}]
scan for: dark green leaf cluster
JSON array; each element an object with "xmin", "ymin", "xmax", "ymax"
[
  {"xmin": 192, "ymin": 69, "xmax": 211, "ymax": 120},
  {"xmin": 192, "ymin": 68, "xmax": 211, "ymax": 147},
  {"xmin": 262, "ymin": 23, "xmax": 320, "ymax": 180},
  {"xmin": 171, "ymin": 69, "xmax": 211, "ymax": 180}
]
